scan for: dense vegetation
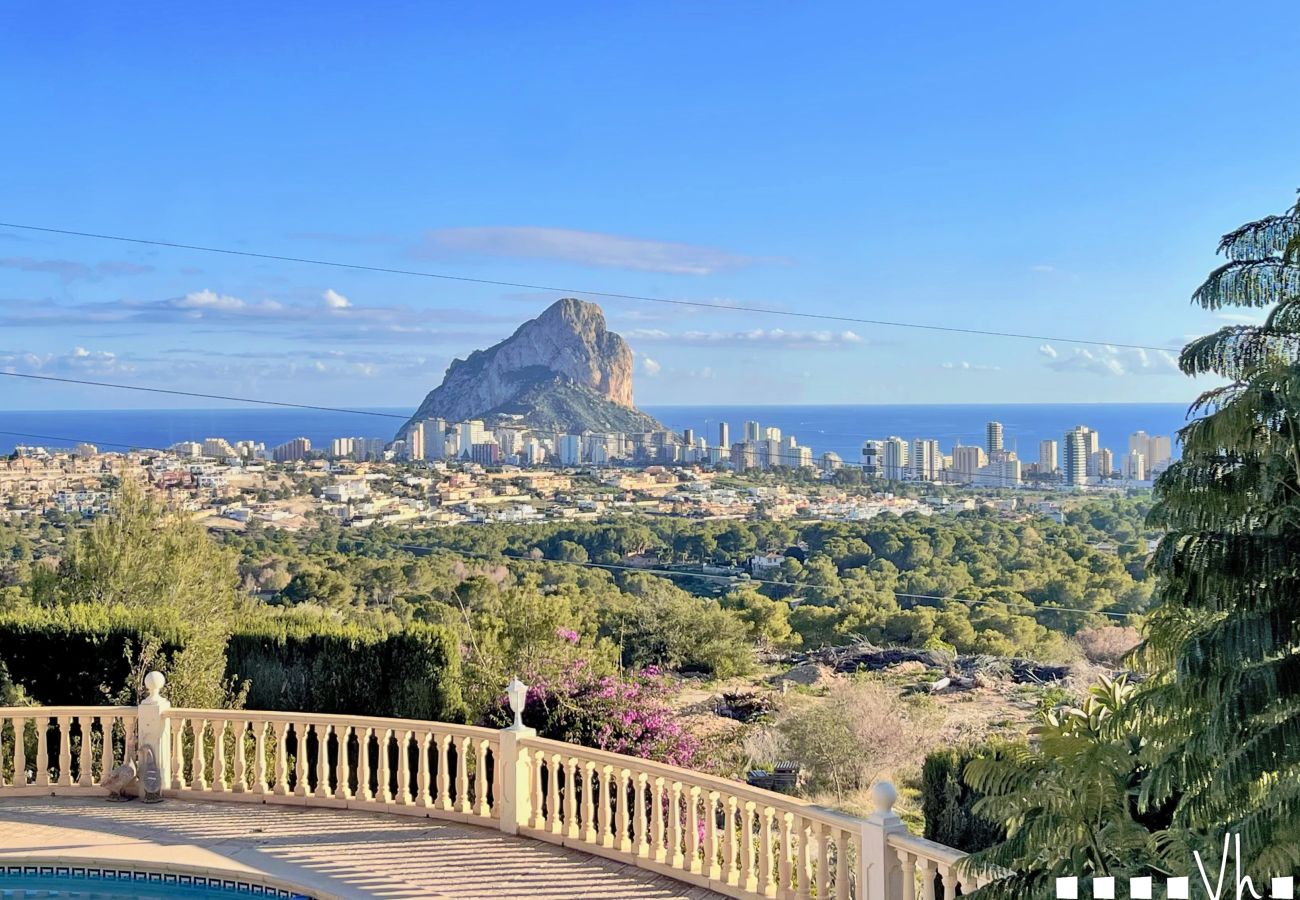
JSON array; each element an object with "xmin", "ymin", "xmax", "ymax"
[
  {"xmin": 958, "ymin": 192, "xmax": 1300, "ymax": 895},
  {"xmin": 216, "ymin": 498, "xmax": 1154, "ymax": 664}
]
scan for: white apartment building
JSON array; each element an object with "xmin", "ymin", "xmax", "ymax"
[
  {"xmin": 882, "ymin": 437, "xmax": 909, "ymax": 481},
  {"xmin": 911, "ymin": 438, "xmax": 942, "ymax": 481},
  {"xmin": 1039, "ymin": 439, "xmax": 1058, "ymax": 474}
]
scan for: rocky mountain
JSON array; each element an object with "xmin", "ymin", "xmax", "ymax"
[{"xmin": 402, "ymin": 298, "xmax": 663, "ymax": 435}]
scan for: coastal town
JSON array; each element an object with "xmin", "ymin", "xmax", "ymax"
[{"xmin": 0, "ymin": 416, "xmax": 1171, "ymax": 539}]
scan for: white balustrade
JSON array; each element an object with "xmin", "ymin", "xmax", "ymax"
[
  {"xmin": 0, "ymin": 708, "xmax": 137, "ymax": 793},
  {"xmin": 0, "ymin": 674, "xmax": 987, "ymax": 899},
  {"xmin": 160, "ymin": 708, "xmax": 500, "ymax": 823},
  {"xmin": 515, "ymin": 735, "xmax": 866, "ymax": 898}
]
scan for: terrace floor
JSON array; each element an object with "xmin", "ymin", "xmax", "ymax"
[{"xmin": 0, "ymin": 796, "xmax": 726, "ymax": 899}]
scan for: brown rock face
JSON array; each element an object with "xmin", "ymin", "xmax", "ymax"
[{"xmin": 403, "ymin": 298, "xmax": 661, "ymax": 434}]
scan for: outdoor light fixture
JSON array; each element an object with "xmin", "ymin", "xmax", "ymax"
[{"xmin": 506, "ymin": 677, "xmax": 528, "ymax": 730}]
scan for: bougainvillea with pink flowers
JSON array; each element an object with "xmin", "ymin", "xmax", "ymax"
[{"xmin": 484, "ymin": 659, "xmax": 699, "ymax": 768}]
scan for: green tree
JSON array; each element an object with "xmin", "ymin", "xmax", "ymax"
[
  {"xmin": 41, "ymin": 481, "xmax": 245, "ymax": 707},
  {"xmin": 1138, "ymin": 192, "xmax": 1300, "ymax": 872},
  {"xmin": 963, "ymin": 677, "xmax": 1171, "ymax": 898}
]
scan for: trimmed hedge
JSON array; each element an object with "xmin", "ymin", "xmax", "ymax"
[
  {"xmin": 0, "ymin": 607, "xmax": 467, "ymax": 723},
  {"xmin": 921, "ymin": 746, "xmax": 1005, "ymax": 853},
  {"xmin": 227, "ymin": 622, "xmax": 468, "ymax": 722}
]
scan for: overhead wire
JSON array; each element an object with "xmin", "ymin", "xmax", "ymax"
[
  {"xmin": 0, "ymin": 221, "xmax": 1174, "ymax": 352},
  {"xmin": 390, "ymin": 542, "xmax": 1142, "ymax": 621}
]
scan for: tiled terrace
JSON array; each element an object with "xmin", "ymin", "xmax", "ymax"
[{"xmin": 0, "ymin": 796, "xmax": 726, "ymax": 899}]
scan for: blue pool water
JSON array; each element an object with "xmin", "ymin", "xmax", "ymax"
[{"xmin": 0, "ymin": 864, "xmax": 312, "ymax": 899}]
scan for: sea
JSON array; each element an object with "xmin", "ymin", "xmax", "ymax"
[{"xmin": 0, "ymin": 403, "xmax": 1190, "ymax": 461}]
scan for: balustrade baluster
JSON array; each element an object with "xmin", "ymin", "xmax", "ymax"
[
  {"xmin": 530, "ymin": 749, "xmax": 546, "ymax": 829},
  {"xmin": 704, "ymin": 790, "xmax": 720, "ymax": 880},
  {"xmin": 293, "ymin": 722, "xmax": 310, "ymax": 797},
  {"xmin": 920, "ymin": 859, "xmax": 938, "ymax": 900},
  {"xmin": 273, "ymin": 721, "xmax": 290, "ymax": 796},
  {"xmin": 56, "ymin": 716, "xmax": 72, "ymax": 786},
  {"xmin": 635, "ymin": 772, "xmax": 650, "ymax": 858},
  {"xmin": 97, "ymin": 716, "xmax": 112, "ymax": 785},
  {"xmin": 172, "ymin": 718, "xmax": 188, "ymax": 790},
  {"xmin": 455, "ymin": 736, "xmax": 470, "ymax": 813},
  {"xmin": 435, "ymin": 734, "xmax": 451, "ymax": 811},
  {"xmin": 651, "ymin": 776, "xmax": 666, "ymax": 862},
  {"xmin": 12, "ymin": 717, "xmax": 26, "ymax": 787},
  {"xmin": 794, "ymin": 816, "xmax": 812, "ymax": 900},
  {"xmin": 233, "ymin": 721, "xmax": 247, "ymax": 792},
  {"xmin": 896, "ymin": 850, "xmax": 917, "ymax": 900},
  {"xmin": 815, "ymin": 822, "xmax": 831, "ymax": 900},
  {"xmin": 212, "ymin": 719, "xmax": 228, "ymax": 792},
  {"xmin": 377, "ymin": 728, "xmax": 393, "ymax": 803},
  {"xmin": 581, "ymin": 761, "xmax": 597, "ymax": 843},
  {"xmin": 759, "ymin": 806, "xmax": 776, "ymax": 895},
  {"xmin": 723, "ymin": 795, "xmax": 739, "ymax": 886},
  {"xmin": 777, "ymin": 811, "xmax": 793, "ymax": 893},
  {"xmin": 939, "ymin": 863, "xmax": 958, "ymax": 900},
  {"xmin": 742, "ymin": 801, "xmax": 758, "ymax": 893},
  {"xmin": 335, "ymin": 726, "xmax": 352, "ymax": 801},
  {"xmin": 315, "ymin": 724, "xmax": 332, "ymax": 799},
  {"xmin": 396, "ymin": 729, "xmax": 413, "ymax": 805},
  {"xmin": 253, "ymin": 722, "xmax": 269, "ymax": 795},
  {"xmin": 687, "ymin": 786, "xmax": 702, "ymax": 873},
  {"xmin": 590, "ymin": 765, "xmax": 609, "ymax": 847},
  {"xmin": 415, "ymin": 730, "xmax": 432, "ymax": 807},
  {"xmin": 34, "ymin": 716, "xmax": 48, "ymax": 787},
  {"xmin": 611, "ymin": 768, "xmax": 628, "ymax": 852},
  {"xmin": 123, "ymin": 716, "xmax": 136, "ymax": 768},
  {"xmin": 193, "ymin": 719, "xmax": 209, "ymax": 791},
  {"xmin": 835, "ymin": 827, "xmax": 851, "ymax": 900},
  {"xmin": 548, "ymin": 754, "xmax": 563, "ymax": 833},
  {"xmin": 357, "ymin": 727, "xmax": 374, "ymax": 802},
  {"xmin": 670, "ymin": 781, "xmax": 684, "ymax": 868},
  {"xmin": 474, "ymin": 739, "xmax": 489, "ymax": 816},
  {"xmin": 77, "ymin": 715, "xmax": 93, "ymax": 786}
]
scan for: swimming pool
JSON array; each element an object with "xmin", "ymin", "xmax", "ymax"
[{"xmin": 0, "ymin": 864, "xmax": 314, "ymax": 898}]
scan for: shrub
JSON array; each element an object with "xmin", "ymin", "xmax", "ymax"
[
  {"xmin": 485, "ymin": 661, "xmax": 699, "ymax": 767},
  {"xmin": 1074, "ymin": 625, "xmax": 1141, "ymax": 666},
  {"xmin": 921, "ymin": 747, "xmax": 1004, "ymax": 853},
  {"xmin": 776, "ymin": 679, "xmax": 938, "ymax": 799},
  {"xmin": 0, "ymin": 609, "xmax": 467, "ymax": 722}
]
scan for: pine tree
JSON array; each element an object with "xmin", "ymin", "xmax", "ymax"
[{"xmin": 1141, "ymin": 191, "xmax": 1300, "ymax": 873}]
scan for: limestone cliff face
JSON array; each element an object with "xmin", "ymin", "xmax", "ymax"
[{"xmin": 404, "ymin": 298, "xmax": 662, "ymax": 434}]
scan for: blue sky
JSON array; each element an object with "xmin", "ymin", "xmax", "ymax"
[{"xmin": 1, "ymin": 2, "xmax": 1297, "ymax": 411}]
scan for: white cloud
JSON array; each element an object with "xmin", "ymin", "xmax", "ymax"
[
  {"xmin": 171, "ymin": 289, "xmax": 284, "ymax": 313},
  {"xmin": 322, "ymin": 289, "xmax": 351, "ymax": 309},
  {"xmin": 0, "ymin": 346, "xmax": 129, "ymax": 376},
  {"xmin": 417, "ymin": 226, "xmax": 767, "ymax": 275},
  {"xmin": 1215, "ymin": 311, "xmax": 1264, "ymax": 324},
  {"xmin": 1030, "ymin": 264, "xmax": 1057, "ymax": 274},
  {"xmin": 941, "ymin": 360, "xmax": 1002, "ymax": 372},
  {"xmin": 1039, "ymin": 343, "xmax": 1179, "ymax": 377},
  {"xmin": 626, "ymin": 327, "xmax": 864, "ymax": 348},
  {"xmin": 641, "ymin": 357, "xmax": 662, "ymax": 377}
]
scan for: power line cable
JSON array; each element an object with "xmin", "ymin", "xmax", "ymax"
[
  {"xmin": 0, "ymin": 372, "xmax": 409, "ymax": 419},
  {"xmin": 0, "ymin": 221, "xmax": 1174, "ymax": 352}
]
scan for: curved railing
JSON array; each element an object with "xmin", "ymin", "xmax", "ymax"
[
  {"xmin": 0, "ymin": 675, "xmax": 984, "ymax": 900},
  {"xmin": 164, "ymin": 708, "xmax": 499, "ymax": 824},
  {"xmin": 518, "ymin": 734, "xmax": 865, "ymax": 898}
]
